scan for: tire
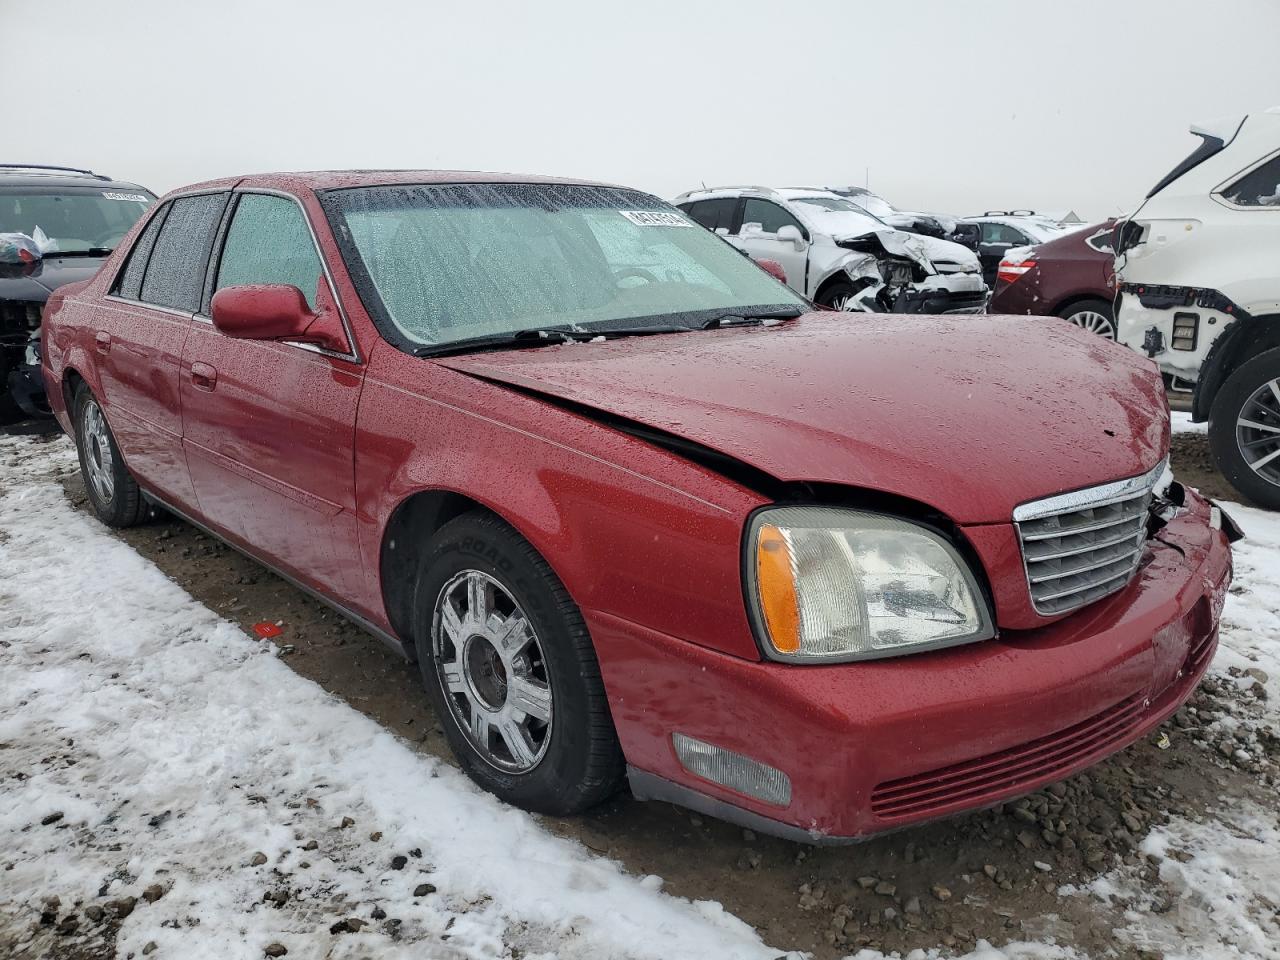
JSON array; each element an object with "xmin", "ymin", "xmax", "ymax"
[
  {"xmin": 1058, "ymin": 298, "xmax": 1116, "ymax": 339},
  {"xmin": 72, "ymin": 382, "xmax": 147, "ymax": 527},
  {"xmin": 1208, "ymin": 346, "xmax": 1280, "ymax": 510},
  {"xmin": 412, "ymin": 511, "xmax": 624, "ymax": 814}
]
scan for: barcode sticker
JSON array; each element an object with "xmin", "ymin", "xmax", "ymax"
[{"xmin": 619, "ymin": 210, "xmax": 692, "ymax": 227}]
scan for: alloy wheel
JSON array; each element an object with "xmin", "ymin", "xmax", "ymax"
[
  {"xmin": 81, "ymin": 400, "xmax": 116, "ymax": 504},
  {"xmin": 432, "ymin": 570, "xmax": 553, "ymax": 773},
  {"xmin": 1235, "ymin": 378, "xmax": 1280, "ymax": 487},
  {"xmin": 1067, "ymin": 309, "xmax": 1117, "ymax": 339}
]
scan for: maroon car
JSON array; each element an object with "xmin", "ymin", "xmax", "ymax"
[
  {"xmin": 990, "ymin": 221, "xmax": 1117, "ymax": 338},
  {"xmin": 41, "ymin": 172, "xmax": 1235, "ymax": 842}
]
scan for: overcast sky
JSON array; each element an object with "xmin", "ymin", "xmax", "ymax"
[{"xmin": 3, "ymin": 0, "xmax": 1277, "ymax": 220}]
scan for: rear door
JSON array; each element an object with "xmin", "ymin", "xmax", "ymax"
[
  {"xmin": 180, "ymin": 191, "xmax": 365, "ymax": 598},
  {"xmin": 97, "ymin": 192, "xmax": 229, "ymax": 513}
]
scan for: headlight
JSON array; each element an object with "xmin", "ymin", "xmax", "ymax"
[{"xmin": 746, "ymin": 507, "xmax": 994, "ymax": 662}]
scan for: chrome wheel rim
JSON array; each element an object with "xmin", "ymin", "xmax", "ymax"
[
  {"xmin": 1236, "ymin": 378, "xmax": 1280, "ymax": 487},
  {"xmin": 832, "ymin": 294, "xmax": 860, "ymax": 312},
  {"xmin": 432, "ymin": 570, "xmax": 553, "ymax": 773},
  {"xmin": 82, "ymin": 401, "xmax": 115, "ymax": 504},
  {"xmin": 1068, "ymin": 309, "xmax": 1116, "ymax": 339}
]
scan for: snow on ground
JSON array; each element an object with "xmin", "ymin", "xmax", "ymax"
[
  {"xmin": 1170, "ymin": 411, "xmax": 1207, "ymax": 435},
  {"xmin": 1065, "ymin": 498, "xmax": 1280, "ymax": 960},
  {"xmin": 0, "ymin": 436, "xmax": 778, "ymax": 960},
  {"xmin": 1, "ymin": 432, "xmax": 1277, "ymax": 960}
]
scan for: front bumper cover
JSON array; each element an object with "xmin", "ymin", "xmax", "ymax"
[{"xmin": 595, "ymin": 489, "xmax": 1233, "ymax": 842}]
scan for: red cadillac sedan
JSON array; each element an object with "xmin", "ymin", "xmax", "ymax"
[{"xmin": 41, "ymin": 171, "xmax": 1236, "ymax": 842}]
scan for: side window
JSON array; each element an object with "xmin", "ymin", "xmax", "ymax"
[
  {"xmin": 741, "ymin": 199, "xmax": 805, "ymax": 237},
  {"xmin": 1223, "ymin": 153, "xmax": 1280, "ymax": 207},
  {"xmin": 114, "ymin": 203, "xmax": 170, "ymax": 300},
  {"xmin": 685, "ymin": 198, "xmax": 738, "ymax": 233},
  {"xmin": 139, "ymin": 193, "xmax": 229, "ymax": 311},
  {"xmin": 982, "ymin": 222, "xmax": 1027, "ymax": 245},
  {"xmin": 215, "ymin": 194, "xmax": 324, "ymax": 309}
]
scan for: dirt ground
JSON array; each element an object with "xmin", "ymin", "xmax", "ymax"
[{"xmin": 40, "ymin": 432, "xmax": 1277, "ymax": 958}]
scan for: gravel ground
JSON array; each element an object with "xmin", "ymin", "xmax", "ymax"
[{"xmin": 5, "ymin": 430, "xmax": 1276, "ymax": 958}]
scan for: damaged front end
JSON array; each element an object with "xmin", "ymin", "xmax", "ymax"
[
  {"xmin": 0, "ymin": 297, "xmax": 48, "ymax": 424},
  {"xmin": 834, "ymin": 233, "xmax": 987, "ymax": 314}
]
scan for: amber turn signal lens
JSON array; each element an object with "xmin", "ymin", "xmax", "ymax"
[{"xmin": 756, "ymin": 523, "xmax": 800, "ymax": 654}]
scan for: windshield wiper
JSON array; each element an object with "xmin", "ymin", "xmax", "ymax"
[
  {"xmin": 699, "ymin": 308, "xmax": 805, "ymax": 330},
  {"xmin": 43, "ymin": 247, "xmax": 114, "ymax": 258},
  {"xmin": 413, "ymin": 324, "xmax": 693, "ymax": 359}
]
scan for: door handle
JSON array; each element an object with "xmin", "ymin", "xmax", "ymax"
[
  {"xmin": 190, "ymin": 361, "xmax": 217, "ymax": 391},
  {"xmin": 94, "ymin": 332, "xmax": 111, "ymax": 354}
]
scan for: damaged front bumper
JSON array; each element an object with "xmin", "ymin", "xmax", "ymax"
[
  {"xmin": 604, "ymin": 487, "xmax": 1232, "ymax": 843},
  {"xmin": 1116, "ymin": 283, "xmax": 1245, "ymax": 380}
]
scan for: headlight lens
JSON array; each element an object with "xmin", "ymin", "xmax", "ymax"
[{"xmin": 747, "ymin": 506, "xmax": 993, "ymax": 662}]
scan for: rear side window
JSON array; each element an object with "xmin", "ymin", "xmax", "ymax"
[
  {"xmin": 139, "ymin": 193, "xmax": 229, "ymax": 312},
  {"xmin": 981, "ymin": 222, "xmax": 1028, "ymax": 245},
  {"xmin": 741, "ymin": 199, "xmax": 804, "ymax": 236},
  {"xmin": 114, "ymin": 204, "xmax": 170, "ymax": 300},
  {"xmin": 215, "ymin": 194, "xmax": 324, "ymax": 308},
  {"xmin": 684, "ymin": 197, "xmax": 738, "ymax": 232},
  {"xmin": 1222, "ymin": 153, "xmax": 1280, "ymax": 207}
]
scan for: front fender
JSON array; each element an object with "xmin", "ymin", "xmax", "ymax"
[{"xmin": 354, "ymin": 351, "xmax": 768, "ymax": 662}]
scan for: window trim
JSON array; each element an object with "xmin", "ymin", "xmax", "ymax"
[
  {"xmin": 1212, "ymin": 148, "xmax": 1280, "ymax": 212},
  {"xmin": 202, "ymin": 187, "xmax": 361, "ymax": 364}
]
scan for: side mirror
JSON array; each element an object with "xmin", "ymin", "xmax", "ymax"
[
  {"xmin": 776, "ymin": 224, "xmax": 806, "ymax": 250},
  {"xmin": 211, "ymin": 284, "xmax": 348, "ymax": 353},
  {"xmin": 754, "ymin": 258, "xmax": 788, "ymax": 283}
]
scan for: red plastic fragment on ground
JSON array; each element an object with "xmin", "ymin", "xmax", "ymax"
[{"xmin": 252, "ymin": 622, "xmax": 283, "ymax": 639}]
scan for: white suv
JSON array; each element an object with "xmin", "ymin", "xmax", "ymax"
[
  {"xmin": 1115, "ymin": 108, "xmax": 1280, "ymax": 507},
  {"xmin": 674, "ymin": 187, "xmax": 987, "ymax": 313}
]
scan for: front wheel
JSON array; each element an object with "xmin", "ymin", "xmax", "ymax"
[
  {"xmin": 1208, "ymin": 346, "xmax": 1280, "ymax": 509},
  {"xmin": 72, "ymin": 383, "xmax": 147, "ymax": 527},
  {"xmin": 1058, "ymin": 299, "xmax": 1116, "ymax": 339},
  {"xmin": 412, "ymin": 512, "xmax": 623, "ymax": 814}
]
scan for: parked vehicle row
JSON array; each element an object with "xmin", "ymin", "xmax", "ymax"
[
  {"xmin": 38, "ymin": 168, "xmax": 1238, "ymax": 842},
  {"xmin": 675, "ymin": 186, "xmax": 988, "ymax": 313},
  {"xmin": 0, "ymin": 165, "xmax": 154, "ymax": 425}
]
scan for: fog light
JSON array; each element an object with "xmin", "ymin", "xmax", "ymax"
[
  {"xmin": 1171, "ymin": 312, "xmax": 1199, "ymax": 351},
  {"xmin": 672, "ymin": 733, "xmax": 791, "ymax": 807}
]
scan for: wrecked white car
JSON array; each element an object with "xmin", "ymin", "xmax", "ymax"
[
  {"xmin": 1115, "ymin": 107, "xmax": 1280, "ymax": 508},
  {"xmin": 675, "ymin": 187, "xmax": 987, "ymax": 313}
]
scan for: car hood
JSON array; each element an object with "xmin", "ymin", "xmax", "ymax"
[
  {"xmin": 808, "ymin": 212, "xmax": 979, "ymax": 272},
  {"xmin": 440, "ymin": 313, "xmax": 1168, "ymax": 524},
  {"xmin": 0, "ymin": 255, "xmax": 105, "ymax": 302}
]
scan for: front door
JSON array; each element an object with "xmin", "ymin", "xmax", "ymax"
[
  {"xmin": 731, "ymin": 198, "xmax": 810, "ymax": 293},
  {"xmin": 179, "ymin": 191, "xmax": 365, "ymax": 598}
]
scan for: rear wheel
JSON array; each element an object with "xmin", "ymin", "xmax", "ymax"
[
  {"xmin": 412, "ymin": 512, "xmax": 623, "ymax": 814},
  {"xmin": 1058, "ymin": 298, "xmax": 1116, "ymax": 339},
  {"xmin": 1208, "ymin": 346, "xmax": 1280, "ymax": 509},
  {"xmin": 72, "ymin": 383, "xmax": 147, "ymax": 527}
]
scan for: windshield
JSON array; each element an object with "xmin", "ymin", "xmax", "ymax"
[
  {"xmin": 847, "ymin": 194, "xmax": 896, "ymax": 219},
  {"xmin": 790, "ymin": 195, "xmax": 890, "ymax": 225},
  {"xmin": 321, "ymin": 183, "xmax": 805, "ymax": 349},
  {"xmin": 0, "ymin": 188, "xmax": 153, "ymax": 253}
]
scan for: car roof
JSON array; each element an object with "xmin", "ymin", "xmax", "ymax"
[
  {"xmin": 0, "ymin": 167, "xmax": 151, "ymax": 193},
  {"xmin": 169, "ymin": 169, "xmax": 621, "ymax": 196}
]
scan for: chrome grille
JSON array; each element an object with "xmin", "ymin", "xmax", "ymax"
[{"xmin": 1014, "ymin": 460, "xmax": 1166, "ymax": 616}]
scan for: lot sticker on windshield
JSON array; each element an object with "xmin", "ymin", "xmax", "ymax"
[
  {"xmin": 102, "ymin": 191, "xmax": 150, "ymax": 203},
  {"xmin": 619, "ymin": 210, "xmax": 692, "ymax": 227}
]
